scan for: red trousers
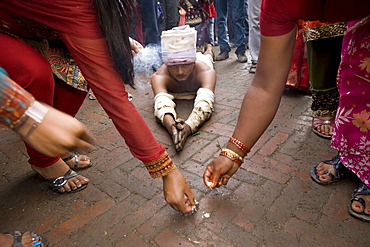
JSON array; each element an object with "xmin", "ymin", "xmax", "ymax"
[{"xmin": 0, "ymin": 33, "xmax": 87, "ymax": 167}]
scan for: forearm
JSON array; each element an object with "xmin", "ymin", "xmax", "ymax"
[
  {"xmin": 226, "ymin": 31, "xmax": 296, "ymax": 157},
  {"xmin": 228, "ymin": 83, "xmax": 285, "ymax": 156}
]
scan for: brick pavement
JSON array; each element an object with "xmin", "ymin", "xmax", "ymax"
[{"xmin": 1, "ymin": 46, "xmax": 369, "ymax": 246}]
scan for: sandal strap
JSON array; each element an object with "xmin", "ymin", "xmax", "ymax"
[
  {"xmin": 62, "ymin": 153, "xmax": 75, "ymax": 162},
  {"xmin": 11, "ymin": 231, "xmax": 22, "ymax": 247},
  {"xmin": 46, "ymin": 169, "xmax": 77, "ymax": 191},
  {"xmin": 353, "ymin": 181, "xmax": 370, "ymax": 196},
  {"xmin": 323, "ymin": 155, "xmax": 349, "ymax": 179},
  {"xmin": 351, "ymin": 196, "xmax": 366, "ymax": 208},
  {"xmin": 62, "ymin": 154, "xmax": 86, "ymax": 170}
]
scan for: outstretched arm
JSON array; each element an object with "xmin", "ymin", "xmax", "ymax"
[{"xmin": 204, "ymin": 27, "xmax": 297, "ymax": 188}]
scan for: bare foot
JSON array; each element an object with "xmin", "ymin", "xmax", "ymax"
[
  {"xmin": 203, "ymin": 43, "xmax": 214, "ymax": 60},
  {"xmin": 32, "ymin": 159, "xmax": 89, "ymax": 193},
  {"xmin": 0, "ymin": 231, "xmax": 46, "ymax": 247}
]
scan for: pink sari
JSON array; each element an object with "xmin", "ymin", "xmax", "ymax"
[{"xmin": 331, "ymin": 16, "xmax": 370, "ymax": 187}]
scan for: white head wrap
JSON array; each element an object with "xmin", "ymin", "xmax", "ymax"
[{"xmin": 161, "ymin": 25, "xmax": 197, "ymax": 65}]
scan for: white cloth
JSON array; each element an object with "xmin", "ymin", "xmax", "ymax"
[
  {"xmin": 154, "ymin": 92, "xmax": 177, "ymax": 122},
  {"xmin": 161, "ymin": 25, "xmax": 197, "ymax": 64},
  {"xmin": 185, "ymin": 88, "xmax": 215, "ymax": 133}
]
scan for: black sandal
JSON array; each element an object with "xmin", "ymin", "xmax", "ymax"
[
  {"xmin": 5, "ymin": 231, "xmax": 48, "ymax": 247},
  {"xmin": 249, "ymin": 63, "xmax": 257, "ymax": 74},
  {"xmin": 62, "ymin": 153, "xmax": 92, "ymax": 171},
  {"xmin": 310, "ymin": 155, "xmax": 350, "ymax": 185},
  {"xmin": 349, "ymin": 182, "xmax": 370, "ymax": 222},
  {"xmin": 46, "ymin": 169, "xmax": 88, "ymax": 193}
]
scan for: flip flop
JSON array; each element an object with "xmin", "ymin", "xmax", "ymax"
[
  {"xmin": 310, "ymin": 155, "xmax": 350, "ymax": 185},
  {"xmin": 349, "ymin": 182, "xmax": 370, "ymax": 222},
  {"xmin": 312, "ymin": 117, "xmax": 334, "ymax": 139},
  {"xmin": 62, "ymin": 153, "xmax": 92, "ymax": 171}
]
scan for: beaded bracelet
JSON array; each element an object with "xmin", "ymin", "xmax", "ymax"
[
  {"xmin": 229, "ymin": 137, "xmax": 250, "ymax": 155},
  {"xmin": 219, "ymin": 148, "xmax": 243, "ymax": 166},
  {"xmin": 144, "ymin": 150, "xmax": 176, "ymax": 178}
]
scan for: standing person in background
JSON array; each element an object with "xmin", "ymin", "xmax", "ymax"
[
  {"xmin": 179, "ymin": 0, "xmax": 211, "ymax": 52},
  {"xmin": 159, "ymin": 0, "xmax": 180, "ymax": 31},
  {"xmin": 203, "ymin": 0, "xmax": 370, "ymax": 222},
  {"xmin": 247, "ymin": 0, "xmax": 261, "ymax": 73},
  {"xmin": 138, "ymin": 0, "xmax": 162, "ymax": 46},
  {"xmin": 305, "ymin": 22, "xmax": 346, "ymax": 139},
  {"xmin": 214, "ymin": 0, "xmax": 248, "ymax": 63},
  {"xmin": 0, "ymin": 0, "xmax": 195, "ymax": 214},
  {"xmin": 244, "ymin": 0, "xmax": 249, "ymax": 48},
  {"xmin": 201, "ymin": 0, "xmax": 217, "ymax": 46}
]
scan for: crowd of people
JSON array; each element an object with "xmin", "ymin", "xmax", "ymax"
[{"xmin": 1, "ymin": 0, "xmax": 369, "ymax": 245}]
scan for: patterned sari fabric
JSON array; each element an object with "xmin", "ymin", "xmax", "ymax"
[{"xmin": 331, "ymin": 16, "xmax": 370, "ymax": 187}]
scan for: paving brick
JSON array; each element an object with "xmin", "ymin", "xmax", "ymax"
[
  {"xmin": 47, "ymin": 199, "xmax": 115, "ymax": 241},
  {"xmin": 154, "ymin": 228, "xmax": 195, "ymax": 247},
  {"xmin": 1, "ymin": 46, "xmax": 368, "ymax": 246}
]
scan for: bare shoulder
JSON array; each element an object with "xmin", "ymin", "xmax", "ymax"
[{"xmin": 151, "ymin": 66, "xmax": 172, "ymax": 94}]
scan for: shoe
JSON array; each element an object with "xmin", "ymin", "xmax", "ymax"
[
  {"xmin": 237, "ymin": 53, "xmax": 248, "ymax": 63},
  {"xmin": 215, "ymin": 51, "xmax": 229, "ymax": 61},
  {"xmin": 4, "ymin": 231, "xmax": 49, "ymax": 247},
  {"xmin": 310, "ymin": 155, "xmax": 350, "ymax": 185},
  {"xmin": 62, "ymin": 153, "xmax": 92, "ymax": 171},
  {"xmin": 312, "ymin": 117, "xmax": 334, "ymax": 139},
  {"xmin": 349, "ymin": 182, "xmax": 370, "ymax": 222},
  {"xmin": 88, "ymin": 91, "xmax": 96, "ymax": 100},
  {"xmin": 249, "ymin": 63, "xmax": 257, "ymax": 73},
  {"xmin": 45, "ymin": 169, "xmax": 88, "ymax": 193}
]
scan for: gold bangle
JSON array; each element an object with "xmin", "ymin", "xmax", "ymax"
[{"xmin": 219, "ymin": 148, "xmax": 243, "ymax": 166}]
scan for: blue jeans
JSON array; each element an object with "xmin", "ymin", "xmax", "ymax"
[{"xmin": 215, "ymin": 0, "xmax": 246, "ymax": 54}]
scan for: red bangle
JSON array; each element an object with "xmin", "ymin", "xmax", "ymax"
[{"xmin": 229, "ymin": 137, "xmax": 250, "ymax": 155}]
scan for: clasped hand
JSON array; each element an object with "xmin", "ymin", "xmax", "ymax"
[{"xmin": 169, "ymin": 118, "xmax": 191, "ymax": 152}]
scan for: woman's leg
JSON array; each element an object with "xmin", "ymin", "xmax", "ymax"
[
  {"xmin": 53, "ymin": 78, "xmax": 92, "ymax": 169},
  {"xmin": 307, "ymin": 36, "xmax": 342, "ymax": 138},
  {"xmin": 0, "ymin": 33, "xmax": 89, "ymax": 193}
]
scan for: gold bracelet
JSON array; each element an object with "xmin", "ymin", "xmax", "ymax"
[{"xmin": 219, "ymin": 148, "xmax": 243, "ymax": 166}]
